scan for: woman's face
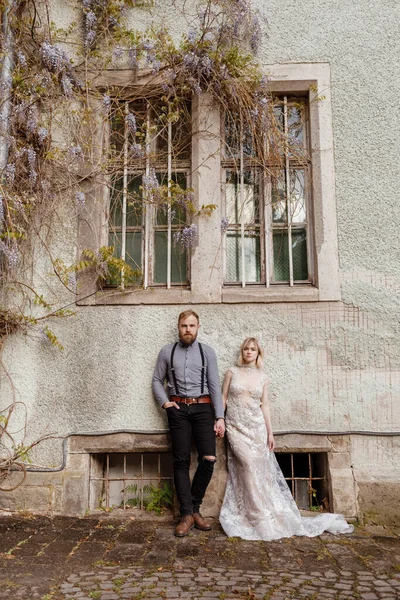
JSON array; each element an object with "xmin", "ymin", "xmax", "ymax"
[{"xmin": 242, "ymin": 342, "xmax": 258, "ymax": 365}]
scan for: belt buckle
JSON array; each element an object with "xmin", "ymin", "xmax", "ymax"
[{"xmin": 187, "ymin": 397, "xmax": 197, "ymax": 404}]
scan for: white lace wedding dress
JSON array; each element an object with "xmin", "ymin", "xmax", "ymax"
[{"xmin": 219, "ymin": 366, "xmax": 354, "ymax": 541}]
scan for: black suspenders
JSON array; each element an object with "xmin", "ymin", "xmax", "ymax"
[{"xmin": 170, "ymin": 342, "xmax": 206, "ymax": 397}]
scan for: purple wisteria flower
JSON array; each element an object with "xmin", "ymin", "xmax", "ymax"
[
  {"xmin": 0, "ymin": 240, "xmax": 19, "ymax": 268},
  {"xmin": 69, "ymin": 145, "xmax": 84, "ymax": 158},
  {"xmin": 27, "ymin": 147, "xmax": 36, "ymax": 169},
  {"xmin": 68, "ymin": 272, "xmax": 77, "ymax": 292},
  {"xmin": 142, "ymin": 168, "xmax": 159, "ymax": 190},
  {"xmin": 85, "ymin": 30, "xmax": 96, "ymax": 48},
  {"xmin": 5, "ymin": 163, "xmax": 15, "ymax": 184},
  {"xmin": 102, "ymin": 95, "xmax": 111, "ymax": 111},
  {"xmin": 130, "ymin": 143, "xmax": 144, "ymax": 158},
  {"xmin": 128, "ymin": 48, "xmax": 138, "ymax": 69},
  {"xmin": 0, "ymin": 195, "xmax": 4, "ymax": 225},
  {"xmin": 187, "ymin": 28, "xmax": 197, "ymax": 44},
  {"xmin": 86, "ymin": 11, "xmax": 97, "ymax": 29},
  {"xmin": 61, "ymin": 73, "xmax": 73, "ymax": 97},
  {"xmin": 125, "ymin": 112, "xmax": 136, "ymax": 135},
  {"xmin": 173, "ymin": 224, "xmax": 198, "ymax": 249},
  {"xmin": 17, "ymin": 52, "xmax": 27, "ymax": 68},
  {"xmin": 76, "ymin": 191, "xmax": 86, "ymax": 209},
  {"xmin": 113, "ymin": 46, "xmax": 124, "ymax": 60},
  {"xmin": 27, "ymin": 108, "xmax": 38, "ymax": 134},
  {"xmin": 37, "ymin": 127, "xmax": 49, "ymax": 144},
  {"xmin": 142, "ymin": 39, "xmax": 155, "ymax": 51},
  {"xmin": 41, "ymin": 41, "xmax": 70, "ymax": 73},
  {"xmin": 221, "ymin": 216, "xmax": 229, "ymax": 233},
  {"xmin": 13, "ymin": 196, "xmax": 26, "ymax": 215}
]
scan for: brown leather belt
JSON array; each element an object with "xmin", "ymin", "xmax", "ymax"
[{"xmin": 170, "ymin": 395, "xmax": 211, "ymax": 405}]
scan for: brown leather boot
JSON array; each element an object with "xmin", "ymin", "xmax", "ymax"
[
  {"xmin": 193, "ymin": 512, "xmax": 212, "ymax": 531},
  {"xmin": 174, "ymin": 515, "xmax": 194, "ymax": 537}
]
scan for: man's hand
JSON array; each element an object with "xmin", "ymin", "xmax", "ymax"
[
  {"xmin": 162, "ymin": 401, "xmax": 180, "ymax": 409},
  {"xmin": 214, "ymin": 418, "xmax": 225, "ymax": 438}
]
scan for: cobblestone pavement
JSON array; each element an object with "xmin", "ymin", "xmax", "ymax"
[{"xmin": 0, "ymin": 514, "xmax": 399, "ymax": 600}]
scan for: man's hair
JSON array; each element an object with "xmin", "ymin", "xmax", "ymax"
[
  {"xmin": 178, "ymin": 309, "xmax": 200, "ymax": 324},
  {"xmin": 237, "ymin": 337, "xmax": 264, "ymax": 368}
]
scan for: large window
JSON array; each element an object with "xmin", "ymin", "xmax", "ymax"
[
  {"xmin": 107, "ymin": 99, "xmax": 191, "ymax": 288},
  {"xmin": 223, "ymin": 96, "xmax": 312, "ymax": 287},
  {"xmin": 78, "ymin": 64, "xmax": 340, "ymax": 305}
]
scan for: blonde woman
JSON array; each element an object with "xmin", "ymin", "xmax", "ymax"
[{"xmin": 219, "ymin": 337, "xmax": 353, "ymax": 541}]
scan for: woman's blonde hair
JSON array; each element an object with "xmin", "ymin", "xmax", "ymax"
[{"xmin": 237, "ymin": 337, "xmax": 264, "ymax": 368}]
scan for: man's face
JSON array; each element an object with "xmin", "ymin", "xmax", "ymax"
[{"xmin": 178, "ymin": 315, "xmax": 200, "ymax": 346}]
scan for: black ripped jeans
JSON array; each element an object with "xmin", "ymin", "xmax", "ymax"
[{"xmin": 166, "ymin": 403, "xmax": 216, "ymax": 516}]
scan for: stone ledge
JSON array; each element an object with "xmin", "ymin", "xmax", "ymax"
[{"xmin": 68, "ymin": 432, "xmax": 171, "ymax": 454}]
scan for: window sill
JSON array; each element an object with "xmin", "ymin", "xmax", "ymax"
[
  {"xmin": 76, "ymin": 283, "xmax": 330, "ymax": 305},
  {"xmin": 77, "ymin": 286, "xmax": 193, "ymax": 306},
  {"xmin": 222, "ymin": 285, "xmax": 320, "ymax": 303}
]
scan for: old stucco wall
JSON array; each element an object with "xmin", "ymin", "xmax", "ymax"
[{"xmin": 1, "ymin": 0, "xmax": 399, "ymax": 520}]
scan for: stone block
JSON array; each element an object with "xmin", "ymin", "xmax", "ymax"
[
  {"xmin": 356, "ymin": 479, "xmax": 400, "ymax": 526},
  {"xmin": 68, "ymin": 432, "xmax": 171, "ymax": 454},
  {"xmin": 61, "ymin": 475, "xmax": 89, "ymax": 515},
  {"xmin": 327, "ymin": 452, "xmax": 351, "ymax": 470},
  {"xmin": 66, "ymin": 452, "xmax": 90, "ymax": 472},
  {"xmin": 275, "ymin": 434, "xmax": 331, "ymax": 452},
  {"xmin": 0, "ymin": 484, "xmax": 51, "ymax": 512},
  {"xmin": 329, "ymin": 470, "xmax": 357, "ymax": 517}
]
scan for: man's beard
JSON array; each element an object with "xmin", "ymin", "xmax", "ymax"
[{"xmin": 179, "ymin": 332, "xmax": 197, "ymax": 346}]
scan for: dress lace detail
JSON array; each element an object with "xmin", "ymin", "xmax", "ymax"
[{"xmin": 220, "ymin": 366, "xmax": 354, "ymax": 541}]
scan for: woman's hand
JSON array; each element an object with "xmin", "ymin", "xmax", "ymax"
[
  {"xmin": 214, "ymin": 418, "xmax": 225, "ymax": 438},
  {"xmin": 268, "ymin": 433, "xmax": 275, "ymax": 451}
]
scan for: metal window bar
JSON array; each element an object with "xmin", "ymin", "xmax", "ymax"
[
  {"xmin": 143, "ymin": 105, "xmax": 151, "ymax": 290},
  {"xmin": 167, "ymin": 118, "xmax": 172, "ymax": 289},
  {"xmin": 90, "ymin": 453, "xmax": 173, "ymax": 511},
  {"xmin": 239, "ymin": 120, "xmax": 246, "ymax": 287},
  {"xmin": 120, "ymin": 102, "xmax": 129, "ymax": 290},
  {"xmin": 275, "ymin": 452, "xmax": 328, "ymax": 511},
  {"xmin": 263, "ymin": 142, "xmax": 270, "ymax": 288},
  {"xmin": 283, "ymin": 96, "xmax": 294, "ymax": 287}
]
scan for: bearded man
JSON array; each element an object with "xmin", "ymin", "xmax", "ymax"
[{"xmin": 152, "ymin": 309, "xmax": 225, "ymax": 537}]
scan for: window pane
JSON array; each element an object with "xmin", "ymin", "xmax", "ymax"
[
  {"xmin": 156, "ymin": 173, "xmax": 187, "ymax": 226},
  {"xmin": 226, "ymin": 232, "xmax": 241, "ymax": 282},
  {"xmin": 154, "ymin": 231, "xmax": 187, "ymax": 284},
  {"xmin": 287, "ymin": 104, "xmax": 304, "ymax": 148},
  {"xmin": 271, "ymin": 174, "xmax": 286, "ymax": 223},
  {"xmin": 226, "ymin": 231, "xmax": 261, "ymax": 283},
  {"xmin": 273, "ymin": 230, "xmax": 289, "ymax": 282},
  {"xmin": 108, "ymin": 231, "xmax": 142, "ymax": 284},
  {"xmin": 272, "ymin": 170, "xmax": 306, "ymax": 224},
  {"xmin": 290, "ymin": 170, "xmax": 306, "ymax": 223},
  {"xmin": 156, "ymin": 102, "xmax": 191, "ymax": 161},
  {"xmin": 108, "ymin": 231, "xmax": 142, "ymax": 271},
  {"xmin": 224, "ymin": 113, "xmax": 254, "ymax": 159},
  {"xmin": 273, "ymin": 229, "xmax": 308, "ymax": 282},
  {"xmin": 109, "ymin": 177, "xmax": 143, "ymax": 227},
  {"xmin": 272, "ymin": 100, "xmax": 306, "ymax": 157},
  {"xmin": 292, "ymin": 228, "xmax": 308, "ymax": 280},
  {"xmin": 226, "ymin": 170, "xmax": 259, "ymax": 225}
]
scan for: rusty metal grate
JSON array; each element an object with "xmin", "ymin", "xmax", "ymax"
[
  {"xmin": 89, "ymin": 452, "xmax": 173, "ymax": 511},
  {"xmin": 275, "ymin": 452, "xmax": 329, "ymax": 511}
]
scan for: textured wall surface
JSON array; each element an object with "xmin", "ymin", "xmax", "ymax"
[{"xmin": 1, "ymin": 0, "xmax": 399, "ymax": 519}]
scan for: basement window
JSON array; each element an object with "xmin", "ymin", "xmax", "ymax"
[
  {"xmin": 89, "ymin": 452, "xmax": 173, "ymax": 511},
  {"xmin": 275, "ymin": 452, "xmax": 329, "ymax": 511}
]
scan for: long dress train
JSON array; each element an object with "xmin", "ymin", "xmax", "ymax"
[{"xmin": 219, "ymin": 366, "xmax": 354, "ymax": 541}]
